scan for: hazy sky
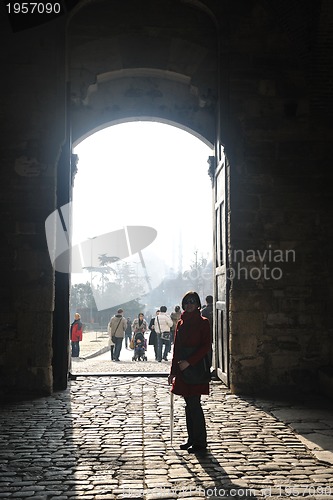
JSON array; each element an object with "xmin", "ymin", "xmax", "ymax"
[{"xmin": 71, "ymin": 121, "xmax": 213, "ymax": 291}]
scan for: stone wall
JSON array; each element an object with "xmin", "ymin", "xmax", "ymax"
[
  {"xmin": 69, "ymin": 0, "xmax": 218, "ymax": 145},
  {"xmin": 222, "ymin": 1, "xmax": 333, "ymax": 394},
  {"xmin": 229, "ymin": 149, "xmax": 333, "ymax": 393},
  {"xmin": 0, "ymin": 16, "xmax": 67, "ymax": 399}
]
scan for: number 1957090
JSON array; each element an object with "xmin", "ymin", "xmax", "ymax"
[{"xmin": 6, "ymin": 3, "xmax": 62, "ymax": 14}]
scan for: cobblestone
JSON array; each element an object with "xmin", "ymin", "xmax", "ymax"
[
  {"xmin": 2, "ymin": 334, "xmax": 333, "ymax": 498},
  {"xmin": 0, "ymin": 375, "xmax": 333, "ymax": 499}
]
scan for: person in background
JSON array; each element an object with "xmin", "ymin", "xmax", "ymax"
[
  {"xmin": 125, "ymin": 317, "xmax": 132, "ymax": 349},
  {"xmin": 148, "ymin": 310, "xmax": 160, "ymax": 360},
  {"xmin": 168, "ymin": 291, "xmax": 211, "ymax": 454},
  {"xmin": 70, "ymin": 313, "xmax": 83, "ymax": 357},
  {"xmin": 155, "ymin": 305, "xmax": 173, "ymax": 362},
  {"xmin": 132, "ymin": 313, "xmax": 148, "ymax": 336},
  {"xmin": 107, "ymin": 321, "xmax": 115, "ymax": 360},
  {"xmin": 201, "ymin": 295, "xmax": 213, "ymax": 336},
  {"xmin": 170, "ymin": 305, "xmax": 181, "ymax": 354},
  {"xmin": 109, "ymin": 308, "xmax": 127, "ymax": 362},
  {"xmin": 201, "ymin": 295, "xmax": 213, "ymax": 364}
]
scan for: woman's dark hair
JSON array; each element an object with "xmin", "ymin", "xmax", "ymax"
[
  {"xmin": 181, "ymin": 291, "xmax": 201, "ymax": 310},
  {"xmin": 160, "ymin": 305, "xmax": 167, "ymax": 313},
  {"xmin": 175, "ymin": 305, "xmax": 181, "ymax": 312}
]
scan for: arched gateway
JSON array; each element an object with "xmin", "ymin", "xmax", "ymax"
[
  {"xmin": 1, "ymin": 0, "xmax": 332, "ymax": 400},
  {"xmin": 60, "ymin": 0, "xmax": 231, "ymax": 388}
]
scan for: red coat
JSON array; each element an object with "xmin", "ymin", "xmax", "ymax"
[
  {"xmin": 71, "ymin": 320, "xmax": 83, "ymax": 342},
  {"xmin": 170, "ymin": 309, "xmax": 211, "ymax": 397}
]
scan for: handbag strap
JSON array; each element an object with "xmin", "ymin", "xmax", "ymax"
[
  {"xmin": 113, "ymin": 317, "xmax": 122, "ymax": 335},
  {"xmin": 156, "ymin": 316, "xmax": 162, "ymax": 334}
]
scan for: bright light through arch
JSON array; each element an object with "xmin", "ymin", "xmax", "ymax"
[{"xmin": 71, "ymin": 121, "xmax": 214, "ymax": 309}]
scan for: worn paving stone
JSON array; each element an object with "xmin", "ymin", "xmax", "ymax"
[{"xmin": 0, "ymin": 377, "xmax": 333, "ymax": 498}]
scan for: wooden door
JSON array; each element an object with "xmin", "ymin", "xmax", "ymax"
[{"xmin": 213, "ymin": 149, "xmax": 229, "ymax": 386}]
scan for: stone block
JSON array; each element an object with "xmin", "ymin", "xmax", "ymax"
[
  {"xmin": 266, "ymin": 313, "xmax": 294, "ymax": 326},
  {"xmin": 231, "ymin": 334, "xmax": 258, "ymax": 357},
  {"xmin": 269, "ymin": 352, "xmax": 300, "ymax": 370},
  {"xmin": 230, "ymin": 289, "xmax": 273, "ymax": 312},
  {"xmin": 234, "ymin": 194, "xmax": 261, "ymax": 210},
  {"xmin": 231, "ymin": 311, "xmax": 264, "ymax": 336},
  {"xmin": 230, "ymin": 355, "xmax": 266, "ymax": 394}
]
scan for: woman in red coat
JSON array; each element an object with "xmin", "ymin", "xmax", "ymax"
[
  {"xmin": 70, "ymin": 313, "xmax": 83, "ymax": 357},
  {"xmin": 168, "ymin": 291, "xmax": 211, "ymax": 454}
]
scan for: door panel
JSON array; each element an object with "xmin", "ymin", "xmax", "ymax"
[{"xmin": 213, "ymin": 151, "xmax": 229, "ymax": 386}]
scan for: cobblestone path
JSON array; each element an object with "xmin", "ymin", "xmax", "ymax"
[{"xmin": 0, "ymin": 377, "xmax": 332, "ymax": 499}]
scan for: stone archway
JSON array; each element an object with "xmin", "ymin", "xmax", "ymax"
[
  {"xmin": 58, "ymin": 0, "xmax": 332, "ymax": 396},
  {"xmin": 1, "ymin": 0, "xmax": 332, "ymax": 400},
  {"xmin": 52, "ymin": 0, "xmax": 222, "ymax": 388}
]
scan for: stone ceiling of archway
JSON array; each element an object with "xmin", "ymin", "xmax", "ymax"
[{"xmin": 69, "ymin": 0, "xmax": 218, "ymax": 145}]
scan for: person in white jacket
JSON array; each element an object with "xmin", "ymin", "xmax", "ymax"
[{"xmin": 154, "ymin": 305, "xmax": 173, "ymax": 362}]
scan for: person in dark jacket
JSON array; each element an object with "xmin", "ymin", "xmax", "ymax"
[
  {"xmin": 168, "ymin": 291, "xmax": 211, "ymax": 454},
  {"xmin": 170, "ymin": 305, "xmax": 181, "ymax": 355},
  {"xmin": 201, "ymin": 295, "xmax": 213, "ymax": 337},
  {"xmin": 70, "ymin": 313, "xmax": 83, "ymax": 357},
  {"xmin": 125, "ymin": 318, "xmax": 132, "ymax": 349},
  {"xmin": 148, "ymin": 310, "xmax": 160, "ymax": 360},
  {"xmin": 201, "ymin": 295, "xmax": 213, "ymax": 365}
]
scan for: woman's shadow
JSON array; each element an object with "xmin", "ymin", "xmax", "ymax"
[{"xmin": 172, "ymin": 447, "xmax": 261, "ymax": 499}]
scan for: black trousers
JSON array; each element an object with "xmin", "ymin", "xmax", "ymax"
[{"xmin": 184, "ymin": 395, "xmax": 207, "ymax": 447}]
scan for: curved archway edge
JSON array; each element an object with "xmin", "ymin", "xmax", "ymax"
[
  {"xmin": 71, "ymin": 71, "xmax": 216, "ymax": 149},
  {"xmin": 72, "ymin": 116, "xmax": 214, "ymax": 150}
]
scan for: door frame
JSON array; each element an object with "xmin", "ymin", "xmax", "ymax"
[{"xmin": 213, "ymin": 148, "xmax": 230, "ymax": 386}]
